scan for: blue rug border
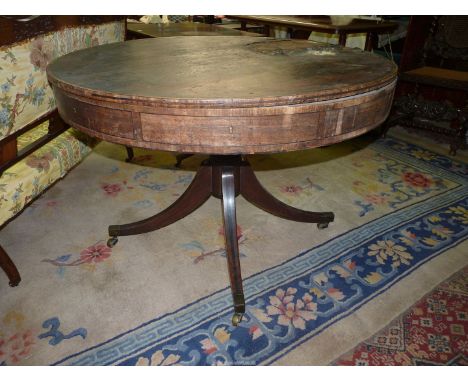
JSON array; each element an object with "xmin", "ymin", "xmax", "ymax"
[
  {"xmin": 111, "ymin": 194, "xmax": 468, "ymax": 366},
  {"xmin": 264, "ymin": 236, "xmax": 468, "ymax": 364}
]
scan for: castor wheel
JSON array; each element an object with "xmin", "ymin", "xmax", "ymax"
[
  {"xmin": 317, "ymin": 222, "xmax": 329, "ymax": 230},
  {"xmin": 107, "ymin": 236, "xmax": 118, "ymax": 248},
  {"xmin": 9, "ymin": 280, "xmax": 20, "ymax": 287},
  {"xmin": 232, "ymin": 312, "xmax": 244, "ymax": 326}
]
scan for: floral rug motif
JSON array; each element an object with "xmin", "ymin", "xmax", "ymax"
[
  {"xmin": 0, "ymin": 132, "xmax": 467, "ymax": 365},
  {"xmin": 333, "ymin": 266, "xmax": 468, "ymax": 366}
]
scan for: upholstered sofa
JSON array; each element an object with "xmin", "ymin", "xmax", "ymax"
[{"xmin": 0, "ymin": 16, "xmax": 126, "ymax": 286}]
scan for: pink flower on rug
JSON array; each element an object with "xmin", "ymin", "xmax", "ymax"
[
  {"xmin": 402, "ymin": 172, "xmax": 433, "ymax": 188},
  {"xmin": 266, "ymin": 288, "xmax": 317, "ymax": 330},
  {"xmin": 364, "ymin": 193, "xmax": 388, "ymax": 205},
  {"xmin": 249, "ymin": 325, "xmax": 263, "ymax": 340},
  {"xmin": 280, "ymin": 185, "xmax": 303, "ymax": 195},
  {"xmin": 101, "ymin": 183, "xmax": 122, "ymax": 197},
  {"xmin": 327, "ymin": 288, "xmax": 345, "ymax": 301},
  {"xmin": 344, "ymin": 259, "xmax": 357, "ymax": 271},
  {"xmin": 0, "ymin": 329, "xmax": 36, "ymax": 365},
  {"xmin": 200, "ymin": 338, "xmax": 217, "ymax": 355},
  {"xmin": 218, "ymin": 224, "xmax": 243, "ymax": 241},
  {"xmin": 79, "ymin": 244, "xmax": 112, "ymax": 264}
]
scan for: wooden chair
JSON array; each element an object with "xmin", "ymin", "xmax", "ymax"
[{"xmin": 383, "ymin": 16, "xmax": 468, "ymax": 155}]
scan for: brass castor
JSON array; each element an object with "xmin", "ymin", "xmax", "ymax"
[
  {"xmin": 107, "ymin": 236, "xmax": 118, "ymax": 248},
  {"xmin": 317, "ymin": 222, "xmax": 329, "ymax": 230},
  {"xmin": 232, "ymin": 312, "xmax": 244, "ymax": 326}
]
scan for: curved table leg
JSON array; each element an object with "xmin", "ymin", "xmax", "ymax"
[
  {"xmin": 240, "ymin": 162, "xmax": 334, "ymax": 228},
  {"xmin": 0, "ymin": 244, "xmax": 21, "ymax": 287},
  {"xmin": 106, "ymin": 155, "xmax": 335, "ymax": 326},
  {"xmin": 108, "ymin": 164, "xmax": 212, "ymax": 240},
  {"xmin": 221, "ymin": 166, "xmax": 245, "ymax": 326}
]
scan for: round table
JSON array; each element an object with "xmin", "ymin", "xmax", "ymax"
[{"xmin": 47, "ymin": 37, "xmax": 397, "ymax": 325}]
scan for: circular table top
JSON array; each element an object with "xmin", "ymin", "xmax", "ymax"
[{"xmin": 47, "ymin": 37, "xmax": 397, "ymax": 154}]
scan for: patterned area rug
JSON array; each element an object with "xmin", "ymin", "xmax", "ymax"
[
  {"xmin": 0, "ymin": 129, "xmax": 467, "ymax": 365},
  {"xmin": 333, "ymin": 265, "xmax": 468, "ymax": 365}
]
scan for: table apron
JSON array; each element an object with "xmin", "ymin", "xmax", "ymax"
[{"xmin": 52, "ymin": 81, "xmax": 395, "ymax": 154}]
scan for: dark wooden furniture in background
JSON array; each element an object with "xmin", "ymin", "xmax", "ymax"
[
  {"xmin": 0, "ymin": 15, "xmax": 125, "ymax": 287},
  {"xmin": 0, "ymin": 15, "xmax": 125, "ymax": 45},
  {"xmin": 383, "ymin": 16, "xmax": 468, "ymax": 155},
  {"xmin": 226, "ymin": 15, "xmax": 398, "ymax": 51},
  {"xmin": 47, "ymin": 37, "xmax": 397, "ymax": 325},
  {"xmin": 126, "ymin": 21, "xmax": 264, "ymax": 39}
]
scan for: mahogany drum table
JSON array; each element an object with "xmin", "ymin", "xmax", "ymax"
[{"xmin": 47, "ymin": 37, "xmax": 397, "ymax": 325}]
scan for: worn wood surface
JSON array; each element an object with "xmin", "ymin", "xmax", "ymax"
[{"xmin": 47, "ymin": 36, "xmax": 397, "ymax": 154}]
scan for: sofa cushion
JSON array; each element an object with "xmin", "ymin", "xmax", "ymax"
[{"xmin": 0, "ymin": 121, "xmax": 97, "ymax": 224}]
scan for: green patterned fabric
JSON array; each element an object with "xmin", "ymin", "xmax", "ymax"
[
  {"xmin": 0, "ymin": 21, "xmax": 125, "ymax": 139},
  {"xmin": 0, "ymin": 122, "xmax": 97, "ymax": 224},
  {"xmin": 0, "ymin": 20, "xmax": 125, "ymax": 224}
]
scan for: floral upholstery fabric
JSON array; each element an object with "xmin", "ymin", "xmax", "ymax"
[
  {"xmin": 0, "ymin": 121, "xmax": 97, "ymax": 224},
  {"xmin": 0, "ymin": 20, "xmax": 125, "ymax": 225},
  {"xmin": 0, "ymin": 21, "xmax": 125, "ymax": 139}
]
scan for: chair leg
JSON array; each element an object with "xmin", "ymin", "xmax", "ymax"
[
  {"xmin": 449, "ymin": 114, "xmax": 468, "ymax": 156},
  {"xmin": 0, "ymin": 244, "xmax": 21, "ymax": 287}
]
